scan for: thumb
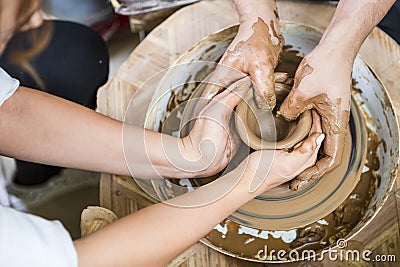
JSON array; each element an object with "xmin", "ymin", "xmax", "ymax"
[
  {"xmin": 196, "ymin": 77, "xmax": 250, "ymax": 128},
  {"xmin": 248, "ymin": 133, "xmax": 324, "ymax": 193},
  {"xmin": 207, "ymin": 77, "xmax": 251, "ymax": 111},
  {"xmin": 202, "ymin": 63, "xmax": 247, "ymax": 100},
  {"xmin": 285, "ymin": 132, "xmax": 324, "ymax": 178},
  {"xmin": 250, "ymin": 67, "xmax": 276, "ymax": 111},
  {"xmin": 278, "ymin": 84, "xmax": 313, "ymax": 121}
]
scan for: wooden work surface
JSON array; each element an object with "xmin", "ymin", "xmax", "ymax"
[{"xmin": 98, "ymin": 1, "xmax": 400, "ymax": 266}]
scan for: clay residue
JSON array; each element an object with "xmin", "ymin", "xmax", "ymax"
[
  {"xmin": 290, "ymin": 223, "xmax": 326, "ymax": 248},
  {"xmin": 224, "ymin": 18, "xmax": 283, "ymax": 110},
  {"xmin": 167, "ymin": 87, "xmax": 191, "ymax": 112},
  {"xmin": 204, "ymin": 44, "xmax": 216, "ymax": 54},
  {"xmin": 269, "ymin": 20, "xmax": 281, "ymax": 46}
]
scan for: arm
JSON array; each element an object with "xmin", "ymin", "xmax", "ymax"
[
  {"xmin": 203, "ymin": 0, "xmax": 283, "ymax": 110},
  {"xmin": 0, "ymin": 87, "xmax": 128, "ymax": 175},
  {"xmin": 74, "ymin": 131, "xmax": 323, "ymax": 267},
  {"xmin": 279, "ymin": 0, "xmax": 395, "ymax": 189},
  {"xmin": 319, "ymin": 0, "xmax": 395, "ymax": 61},
  {"xmin": 0, "ymin": 79, "xmax": 248, "ymax": 179}
]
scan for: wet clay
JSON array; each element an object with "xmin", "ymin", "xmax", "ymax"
[{"xmin": 235, "ymin": 82, "xmax": 312, "ymax": 150}]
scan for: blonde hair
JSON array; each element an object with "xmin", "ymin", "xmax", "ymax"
[{"xmin": 4, "ymin": 0, "xmax": 53, "ymax": 89}]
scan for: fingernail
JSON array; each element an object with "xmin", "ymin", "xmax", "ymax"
[{"xmin": 316, "ymin": 134, "xmax": 325, "ymax": 146}]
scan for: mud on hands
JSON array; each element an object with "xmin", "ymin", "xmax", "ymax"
[
  {"xmin": 278, "ymin": 51, "xmax": 351, "ymax": 190},
  {"xmin": 202, "ymin": 0, "xmax": 284, "ymax": 111}
]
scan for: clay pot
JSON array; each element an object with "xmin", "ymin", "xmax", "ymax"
[{"xmin": 235, "ymin": 82, "xmax": 312, "ymax": 150}]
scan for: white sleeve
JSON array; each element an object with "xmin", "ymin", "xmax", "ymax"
[
  {"xmin": 0, "ymin": 67, "xmax": 20, "ymax": 106},
  {"xmin": 0, "ymin": 206, "xmax": 78, "ymax": 267}
]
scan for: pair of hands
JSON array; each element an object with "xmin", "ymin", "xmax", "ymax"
[
  {"xmin": 179, "ymin": 76, "xmax": 323, "ymax": 194},
  {"xmin": 180, "ymin": 17, "xmax": 352, "ymax": 191}
]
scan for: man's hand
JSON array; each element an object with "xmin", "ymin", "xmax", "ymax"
[
  {"xmin": 201, "ymin": 0, "xmax": 283, "ymax": 111},
  {"xmin": 278, "ymin": 0, "xmax": 396, "ymax": 189},
  {"xmin": 278, "ymin": 47, "xmax": 352, "ymax": 190}
]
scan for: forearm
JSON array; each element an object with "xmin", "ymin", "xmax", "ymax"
[
  {"xmin": 234, "ymin": 0, "xmax": 278, "ymax": 24},
  {"xmin": 74, "ymin": 167, "xmax": 263, "ymax": 267},
  {"xmin": 123, "ymin": 126, "xmax": 205, "ymax": 179},
  {"xmin": 0, "ymin": 87, "xmax": 129, "ymax": 175},
  {"xmin": 0, "ymin": 87, "xmax": 193, "ymax": 178},
  {"xmin": 319, "ymin": 0, "xmax": 395, "ymax": 61}
]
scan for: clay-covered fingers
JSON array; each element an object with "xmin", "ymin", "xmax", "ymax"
[
  {"xmin": 290, "ymin": 131, "xmax": 345, "ymax": 190},
  {"xmin": 293, "ymin": 110, "xmax": 322, "ymax": 150},
  {"xmin": 200, "ymin": 77, "xmax": 251, "ymax": 118},
  {"xmin": 201, "ymin": 63, "xmax": 247, "ymax": 100},
  {"xmin": 192, "ymin": 78, "xmax": 251, "ymax": 171},
  {"xmin": 278, "ymin": 132, "xmax": 324, "ymax": 181},
  {"xmin": 278, "ymin": 87, "xmax": 313, "ymax": 121},
  {"xmin": 248, "ymin": 132, "xmax": 324, "ymax": 193},
  {"xmin": 251, "ymin": 71, "xmax": 293, "ymax": 112},
  {"xmin": 278, "ymin": 60, "xmax": 315, "ymax": 121},
  {"xmin": 250, "ymin": 65, "xmax": 276, "ymax": 111}
]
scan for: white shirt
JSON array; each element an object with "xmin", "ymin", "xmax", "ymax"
[
  {"xmin": 0, "ymin": 67, "xmax": 19, "ymax": 106},
  {"xmin": 0, "ymin": 67, "xmax": 78, "ymax": 267}
]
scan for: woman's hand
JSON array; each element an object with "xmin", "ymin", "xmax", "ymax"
[
  {"xmin": 240, "ymin": 111, "xmax": 324, "ymax": 194},
  {"xmin": 278, "ymin": 47, "xmax": 352, "ymax": 190},
  {"xmin": 178, "ymin": 78, "xmax": 251, "ymax": 178},
  {"xmin": 201, "ymin": 0, "xmax": 283, "ymax": 111}
]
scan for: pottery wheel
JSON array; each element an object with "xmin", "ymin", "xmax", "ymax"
[{"xmin": 162, "ymin": 76, "xmax": 367, "ymax": 230}]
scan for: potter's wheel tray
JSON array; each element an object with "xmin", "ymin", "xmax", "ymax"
[{"xmin": 136, "ymin": 22, "xmax": 399, "ymax": 263}]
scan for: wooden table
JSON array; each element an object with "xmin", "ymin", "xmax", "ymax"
[{"xmin": 97, "ymin": 1, "xmax": 400, "ymax": 266}]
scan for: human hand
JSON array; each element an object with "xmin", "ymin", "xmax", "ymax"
[
  {"xmin": 240, "ymin": 111, "xmax": 324, "ymax": 193},
  {"xmin": 202, "ymin": 17, "xmax": 284, "ymax": 111},
  {"xmin": 278, "ymin": 47, "xmax": 352, "ymax": 190},
  {"xmin": 241, "ymin": 113, "xmax": 324, "ymax": 194},
  {"xmin": 179, "ymin": 78, "xmax": 251, "ymax": 178}
]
